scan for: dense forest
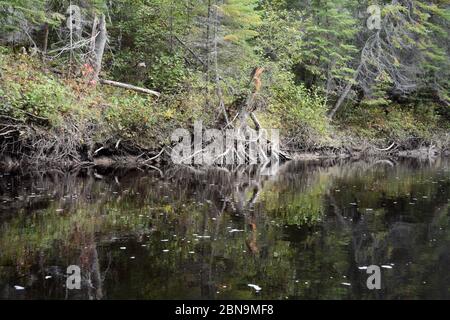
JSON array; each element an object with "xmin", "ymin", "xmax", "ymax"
[{"xmin": 0, "ymin": 0, "xmax": 449, "ymax": 167}]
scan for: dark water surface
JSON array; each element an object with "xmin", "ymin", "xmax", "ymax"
[{"xmin": 0, "ymin": 158, "xmax": 449, "ymax": 300}]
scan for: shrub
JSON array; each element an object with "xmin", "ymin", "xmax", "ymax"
[
  {"xmin": 0, "ymin": 51, "xmax": 74, "ymax": 125},
  {"xmin": 268, "ymin": 71, "xmax": 330, "ymax": 148}
]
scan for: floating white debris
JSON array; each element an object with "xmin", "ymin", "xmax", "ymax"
[
  {"xmin": 248, "ymin": 284, "xmax": 262, "ymax": 291},
  {"xmin": 381, "ymin": 265, "xmax": 393, "ymax": 269},
  {"xmin": 196, "ymin": 235, "xmax": 211, "ymax": 239},
  {"xmin": 14, "ymin": 285, "xmax": 25, "ymax": 290},
  {"xmin": 341, "ymin": 282, "xmax": 351, "ymax": 286},
  {"xmin": 45, "ymin": 276, "xmax": 52, "ymax": 280},
  {"xmin": 120, "ymin": 247, "xmax": 126, "ymax": 250},
  {"xmin": 161, "ymin": 239, "xmax": 169, "ymax": 242},
  {"xmin": 189, "ymin": 251, "xmax": 195, "ymax": 254},
  {"xmin": 163, "ymin": 249, "xmax": 169, "ymax": 252},
  {"xmin": 358, "ymin": 266, "xmax": 368, "ymax": 270},
  {"xmin": 229, "ymin": 229, "xmax": 244, "ymax": 233},
  {"xmin": 130, "ymin": 256, "xmax": 135, "ymax": 259}
]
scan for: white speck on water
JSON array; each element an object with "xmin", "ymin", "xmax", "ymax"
[
  {"xmin": 163, "ymin": 249, "xmax": 169, "ymax": 253},
  {"xmin": 130, "ymin": 256, "xmax": 135, "ymax": 259},
  {"xmin": 141, "ymin": 244, "xmax": 147, "ymax": 247},
  {"xmin": 120, "ymin": 247, "xmax": 126, "ymax": 250},
  {"xmin": 229, "ymin": 229, "xmax": 244, "ymax": 233},
  {"xmin": 341, "ymin": 282, "xmax": 351, "ymax": 286},
  {"xmin": 45, "ymin": 276, "xmax": 52, "ymax": 280},
  {"xmin": 14, "ymin": 285, "xmax": 25, "ymax": 290},
  {"xmin": 161, "ymin": 239, "xmax": 169, "ymax": 242},
  {"xmin": 189, "ymin": 251, "xmax": 195, "ymax": 254},
  {"xmin": 248, "ymin": 284, "xmax": 262, "ymax": 291},
  {"xmin": 358, "ymin": 266, "xmax": 368, "ymax": 270},
  {"xmin": 381, "ymin": 265, "xmax": 393, "ymax": 269}
]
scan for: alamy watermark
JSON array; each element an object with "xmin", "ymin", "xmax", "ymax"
[
  {"xmin": 367, "ymin": 5, "xmax": 382, "ymax": 30},
  {"xmin": 66, "ymin": 265, "xmax": 81, "ymax": 290},
  {"xmin": 366, "ymin": 265, "xmax": 382, "ymax": 290}
]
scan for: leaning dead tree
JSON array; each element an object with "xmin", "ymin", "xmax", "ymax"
[{"xmin": 329, "ymin": 0, "xmax": 437, "ymax": 118}]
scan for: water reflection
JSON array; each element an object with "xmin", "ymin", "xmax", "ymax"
[{"xmin": 0, "ymin": 158, "xmax": 449, "ymax": 299}]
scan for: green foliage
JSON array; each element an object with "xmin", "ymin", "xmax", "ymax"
[
  {"xmin": 338, "ymin": 102, "xmax": 443, "ymax": 142},
  {"xmin": 1, "ymin": 0, "xmax": 449, "ymax": 151},
  {"xmin": 268, "ymin": 70, "xmax": 330, "ymax": 146},
  {"xmin": 104, "ymin": 94, "xmax": 157, "ymax": 138},
  {"xmin": 0, "ymin": 51, "xmax": 74, "ymax": 125},
  {"xmin": 0, "ymin": 0, "xmax": 47, "ymax": 29}
]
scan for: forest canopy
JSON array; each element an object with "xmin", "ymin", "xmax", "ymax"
[{"xmin": 0, "ymin": 0, "xmax": 449, "ymax": 164}]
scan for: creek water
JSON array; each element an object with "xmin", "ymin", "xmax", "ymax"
[{"xmin": 0, "ymin": 158, "xmax": 449, "ymax": 299}]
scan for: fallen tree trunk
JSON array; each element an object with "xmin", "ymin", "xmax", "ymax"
[
  {"xmin": 99, "ymin": 79, "xmax": 161, "ymax": 97},
  {"xmin": 328, "ymin": 64, "xmax": 362, "ymax": 119}
]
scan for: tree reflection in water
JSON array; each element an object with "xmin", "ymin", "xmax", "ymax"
[{"xmin": 0, "ymin": 158, "xmax": 449, "ymax": 299}]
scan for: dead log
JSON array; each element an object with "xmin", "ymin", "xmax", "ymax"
[
  {"xmin": 93, "ymin": 14, "xmax": 107, "ymax": 81},
  {"xmin": 99, "ymin": 79, "xmax": 161, "ymax": 97}
]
